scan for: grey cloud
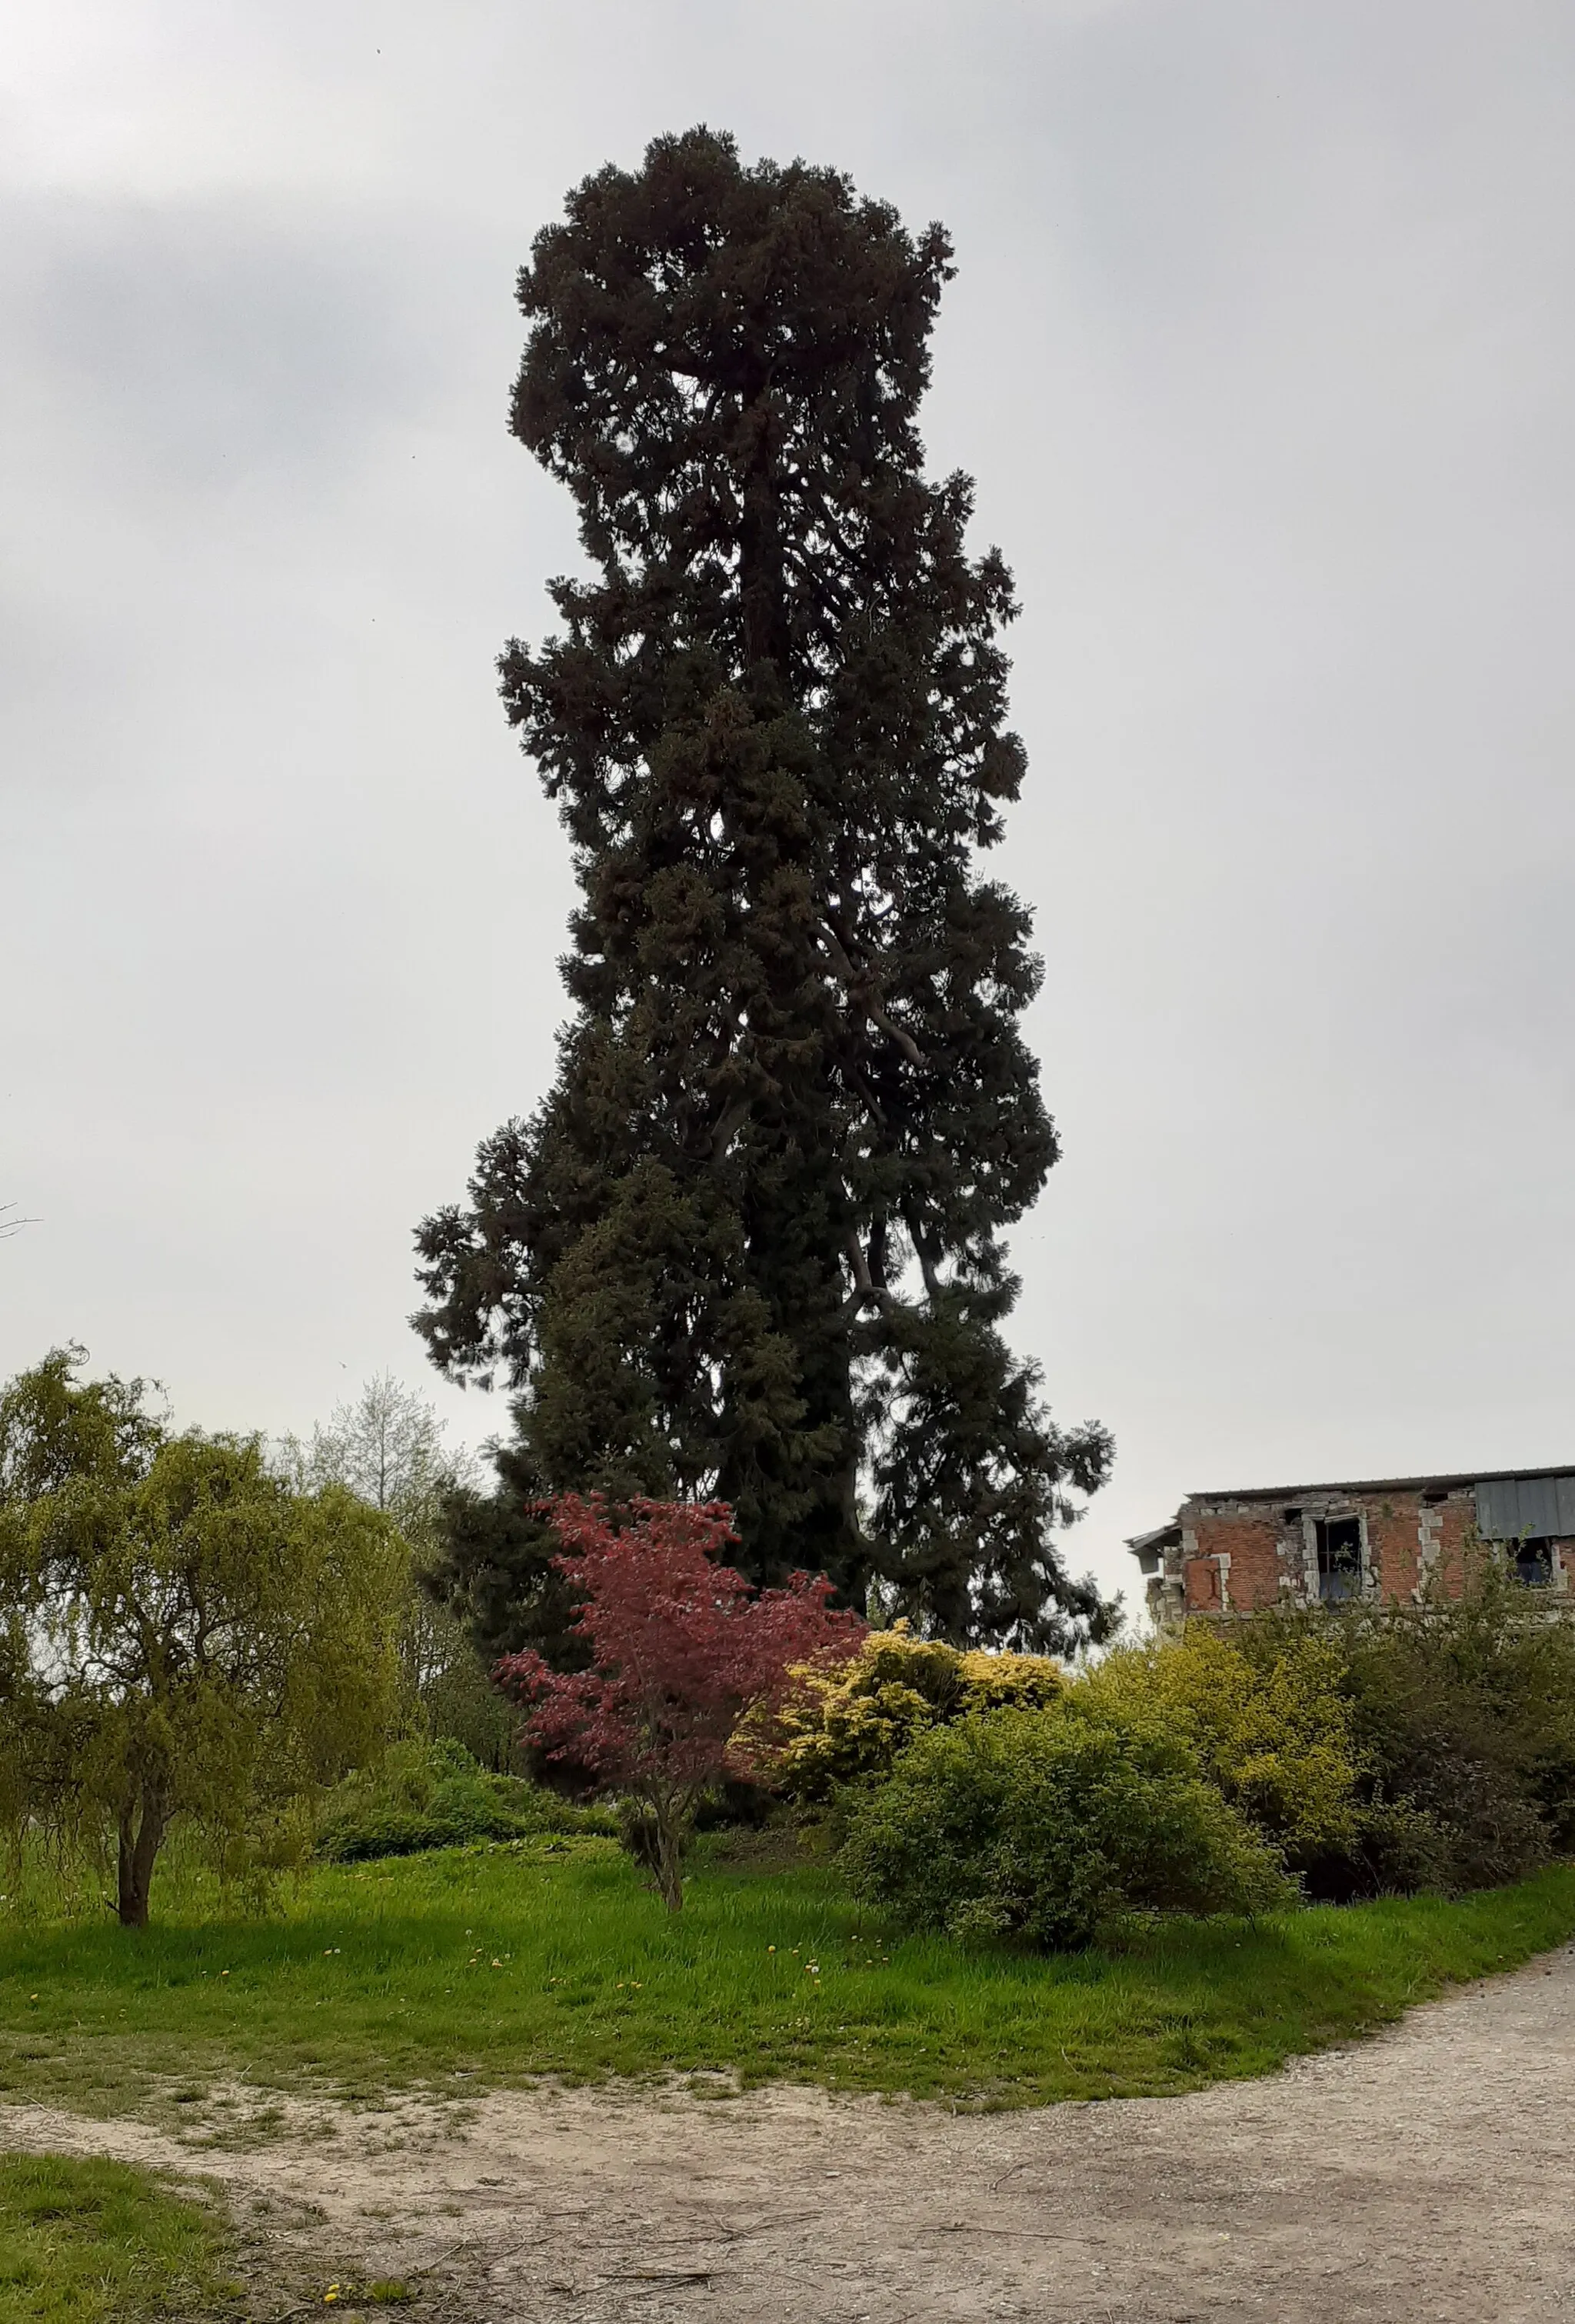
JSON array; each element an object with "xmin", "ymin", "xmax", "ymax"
[
  {"xmin": 4, "ymin": 0, "xmax": 1575, "ymax": 1603},
  {"xmin": 1, "ymin": 193, "xmax": 455, "ymax": 493}
]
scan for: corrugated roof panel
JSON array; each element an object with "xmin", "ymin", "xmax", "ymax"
[
  {"xmin": 1185, "ymin": 1462, "xmax": 1575, "ymax": 1505},
  {"xmin": 1474, "ymin": 1474, "xmax": 1575, "ymax": 1539}
]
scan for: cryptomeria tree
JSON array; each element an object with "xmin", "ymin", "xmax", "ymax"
[{"xmin": 415, "ymin": 127, "xmax": 1113, "ymax": 1652}]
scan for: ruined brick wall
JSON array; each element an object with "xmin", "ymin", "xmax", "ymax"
[
  {"xmin": 1364, "ymin": 1488, "xmax": 1476, "ymax": 1598},
  {"xmin": 1177, "ymin": 1484, "xmax": 1484, "ymax": 1614},
  {"xmin": 1150, "ymin": 1479, "xmax": 1575, "ymax": 1628},
  {"xmin": 1181, "ymin": 1509, "xmax": 1282, "ymax": 1614}
]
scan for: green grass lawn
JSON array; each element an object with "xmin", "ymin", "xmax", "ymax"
[
  {"xmin": 2, "ymin": 1835, "xmax": 1573, "ymax": 2119},
  {"xmin": 0, "ymin": 2153, "xmax": 244, "ymax": 2322}
]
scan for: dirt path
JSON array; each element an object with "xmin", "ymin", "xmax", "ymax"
[{"xmin": 5, "ymin": 1939, "xmax": 1575, "ymax": 2321}]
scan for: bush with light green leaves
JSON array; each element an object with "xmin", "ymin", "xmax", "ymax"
[
  {"xmin": 838, "ymin": 1704, "xmax": 1293, "ymax": 1949},
  {"xmin": 1073, "ymin": 1623, "xmax": 1362, "ymax": 1876}
]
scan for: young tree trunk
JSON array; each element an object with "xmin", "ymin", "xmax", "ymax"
[
  {"xmin": 651, "ymin": 1794, "xmax": 686, "ymax": 1914},
  {"xmin": 116, "ymin": 1789, "xmax": 168, "ymax": 1929}
]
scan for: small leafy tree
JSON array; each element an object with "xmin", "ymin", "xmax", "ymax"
[
  {"xmin": 278, "ymin": 1377, "xmax": 516, "ymax": 1766},
  {"xmin": 497, "ymin": 1495, "xmax": 865, "ymax": 1907},
  {"xmin": 0, "ymin": 1352, "xmax": 406, "ymax": 1925},
  {"xmin": 278, "ymin": 1373, "xmax": 475, "ymax": 1542}
]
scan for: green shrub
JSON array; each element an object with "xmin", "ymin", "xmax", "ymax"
[
  {"xmin": 838, "ymin": 1706, "xmax": 1293, "ymax": 1949},
  {"xmin": 759, "ymin": 1627, "xmax": 1064, "ymax": 1805},
  {"xmin": 1071, "ymin": 1625, "xmax": 1361, "ymax": 1872},
  {"xmin": 316, "ymin": 1739, "xmax": 614, "ymax": 1862},
  {"xmin": 1337, "ymin": 1566, "xmax": 1575, "ymax": 1894},
  {"xmin": 1233, "ymin": 1552, "xmax": 1575, "ymax": 1897}
]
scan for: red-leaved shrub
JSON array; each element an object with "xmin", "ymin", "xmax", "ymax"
[{"xmin": 496, "ymin": 1495, "xmax": 864, "ymax": 1907}]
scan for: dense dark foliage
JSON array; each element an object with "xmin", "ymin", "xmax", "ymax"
[
  {"xmin": 415, "ymin": 127, "xmax": 1110, "ymax": 1654},
  {"xmin": 1234, "ymin": 1559, "xmax": 1575, "ymax": 1899}
]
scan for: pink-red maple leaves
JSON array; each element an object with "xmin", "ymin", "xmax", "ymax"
[{"xmin": 496, "ymin": 1495, "xmax": 866, "ymax": 1907}]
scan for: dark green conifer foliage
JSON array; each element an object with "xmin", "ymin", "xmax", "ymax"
[{"xmin": 415, "ymin": 128, "xmax": 1113, "ymax": 1652}]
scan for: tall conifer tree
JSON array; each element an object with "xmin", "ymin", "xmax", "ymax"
[{"xmin": 416, "ymin": 128, "xmax": 1113, "ymax": 1652}]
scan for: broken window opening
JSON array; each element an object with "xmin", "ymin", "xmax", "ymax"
[
  {"xmin": 1513, "ymin": 1536, "xmax": 1554, "ymax": 1589},
  {"xmin": 1314, "ymin": 1516, "xmax": 1363, "ymax": 1603}
]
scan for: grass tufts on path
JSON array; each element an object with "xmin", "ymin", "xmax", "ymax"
[
  {"xmin": 2, "ymin": 1836, "xmax": 1573, "ymax": 2118},
  {"xmin": 0, "ymin": 2152, "xmax": 242, "ymax": 2322}
]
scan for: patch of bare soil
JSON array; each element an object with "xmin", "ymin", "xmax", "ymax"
[{"xmin": 5, "ymin": 1940, "xmax": 1574, "ymax": 2322}]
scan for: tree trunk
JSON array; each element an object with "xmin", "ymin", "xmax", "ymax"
[
  {"xmin": 116, "ymin": 1789, "xmax": 168, "ymax": 1929},
  {"xmin": 651, "ymin": 1799, "xmax": 685, "ymax": 1914}
]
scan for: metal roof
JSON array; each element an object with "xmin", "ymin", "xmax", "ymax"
[
  {"xmin": 1125, "ymin": 1522, "xmax": 1183, "ymax": 1572},
  {"xmin": 1124, "ymin": 1522, "xmax": 1182, "ymax": 1553},
  {"xmin": 1127, "ymin": 1462, "xmax": 1575, "ymax": 1559},
  {"xmin": 1182, "ymin": 1462, "xmax": 1575, "ymax": 1506}
]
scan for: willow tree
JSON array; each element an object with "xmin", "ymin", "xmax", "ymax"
[
  {"xmin": 0, "ymin": 1352, "xmax": 405, "ymax": 1925},
  {"xmin": 415, "ymin": 128, "xmax": 1112, "ymax": 1652}
]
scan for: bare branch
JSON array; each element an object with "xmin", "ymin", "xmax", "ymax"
[
  {"xmin": 841, "ymin": 1232, "xmax": 895, "ymax": 1322},
  {"xmin": 815, "ymin": 923, "xmax": 928, "ymax": 1068},
  {"xmin": 903, "ymin": 1205, "xmax": 944, "ymax": 1302}
]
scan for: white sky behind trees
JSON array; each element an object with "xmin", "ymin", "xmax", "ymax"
[{"xmin": 4, "ymin": 1, "xmax": 1573, "ymax": 1612}]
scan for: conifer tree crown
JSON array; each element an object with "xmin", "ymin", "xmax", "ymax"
[{"xmin": 415, "ymin": 128, "xmax": 1113, "ymax": 1652}]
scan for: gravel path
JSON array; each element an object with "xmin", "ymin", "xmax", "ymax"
[{"xmin": 5, "ymin": 1939, "xmax": 1573, "ymax": 2320}]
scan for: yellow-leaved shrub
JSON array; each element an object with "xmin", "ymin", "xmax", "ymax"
[
  {"xmin": 1069, "ymin": 1625, "xmax": 1360, "ymax": 1871},
  {"xmin": 757, "ymin": 1625, "xmax": 1063, "ymax": 1805}
]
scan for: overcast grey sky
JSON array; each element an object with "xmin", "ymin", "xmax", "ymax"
[{"xmin": 4, "ymin": 0, "xmax": 1573, "ymax": 1610}]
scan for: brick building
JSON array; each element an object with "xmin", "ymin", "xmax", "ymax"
[{"xmin": 1129, "ymin": 1465, "xmax": 1575, "ymax": 1630}]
